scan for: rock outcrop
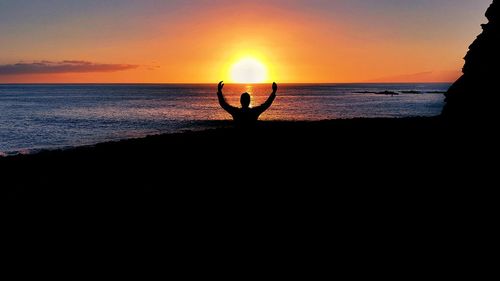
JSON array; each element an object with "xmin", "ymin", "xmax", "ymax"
[{"xmin": 442, "ymin": 0, "xmax": 500, "ymax": 120}]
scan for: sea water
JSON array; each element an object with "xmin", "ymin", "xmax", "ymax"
[{"xmin": 0, "ymin": 83, "xmax": 448, "ymax": 155}]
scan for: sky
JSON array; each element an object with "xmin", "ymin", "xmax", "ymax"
[{"xmin": 0, "ymin": 0, "xmax": 493, "ymax": 83}]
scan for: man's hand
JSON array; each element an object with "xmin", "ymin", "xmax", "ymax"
[
  {"xmin": 218, "ymin": 81, "xmax": 224, "ymax": 93},
  {"xmin": 272, "ymin": 82, "xmax": 277, "ymax": 93}
]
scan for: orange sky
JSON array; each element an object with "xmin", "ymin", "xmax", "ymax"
[{"xmin": 0, "ymin": 0, "xmax": 492, "ymax": 83}]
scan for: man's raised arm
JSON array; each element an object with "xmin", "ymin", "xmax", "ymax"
[
  {"xmin": 255, "ymin": 82, "xmax": 277, "ymax": 114},
  {"xmin": 217, "ymin": 81, "xmax": 237, "ymax": 114}
]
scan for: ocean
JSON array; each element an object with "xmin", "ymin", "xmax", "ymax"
[{"xmin": 0, "ymin": 83, "xmax": 448, "ymax": 155}]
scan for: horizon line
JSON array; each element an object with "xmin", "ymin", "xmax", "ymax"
[{"xmin": 0, "ymin": 81, "xmax": 455, "ymax": 85}]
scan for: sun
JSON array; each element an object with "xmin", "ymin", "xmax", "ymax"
[{"xmin": 230, "ymin": 58, "xmax": 268, "ymax": 83}]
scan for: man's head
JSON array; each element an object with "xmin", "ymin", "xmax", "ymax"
[{"xmin": 240, "ymin": 92, "xmax": 251, "ymax": 108}]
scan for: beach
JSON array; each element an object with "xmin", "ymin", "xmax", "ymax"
[
  {"xmin": 0, "ymin": 84, "xmax": 461, "ymax": 213},
  {"xmin": 3, "ymin": 116, "xmax": 491, "ymax": 278},
  {"xmin": 2, "ymin": 117, "xmax": 469, "ymax": 204}
]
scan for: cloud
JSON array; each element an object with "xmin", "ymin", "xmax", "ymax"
[{"xmin": 0, "ymin": 60, "xmax": 138, "ymax": 75}]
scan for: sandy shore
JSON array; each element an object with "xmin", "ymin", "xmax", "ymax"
[
  {"xmin": 2, "ymin": 117, "xmax": 464, "ymax": 202},
  {"xmin": 3, "ymin": 116, "xmax": 491, "ymax": 264},
  {"xmin": 3, "ymin": 115, "xmax": 493, "ymax": 225}
]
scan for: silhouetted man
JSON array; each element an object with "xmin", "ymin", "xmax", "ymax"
[{"xmin": 217, "ymin": 81, "xmax": 277, "ymax": 127}]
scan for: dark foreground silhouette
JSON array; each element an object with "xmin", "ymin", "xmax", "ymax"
[
  {"xmin": 2, "ymin": 117, "xmax": 491, "ymax": 201},
  {"xmin": 1, "ymin": 118, "xmax": 494, "ymax": 278},
  {"xmin": 217, "ymin": 81, "xmax": 277, "ymax": 126}
]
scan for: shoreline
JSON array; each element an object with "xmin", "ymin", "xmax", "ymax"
[
  {"xmin": 1, "ymin": 117, "xmax": 438, "ymax": 158},
  {"xmin": 1, "ymin": 116, "xmax": 451, "ymax": 175},
  {"xmin": 1, "ymin": 115, "xmax": 490, "ymax": 211}
]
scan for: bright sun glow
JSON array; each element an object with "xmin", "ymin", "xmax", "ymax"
[{"xmin": 230, "ymin": 58, "xmax": 267, "ymax": 83}]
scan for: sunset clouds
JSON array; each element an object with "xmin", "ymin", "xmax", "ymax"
[{"xmin": 0, "ymin": 61, "xmax": 138, "ymax": 75}]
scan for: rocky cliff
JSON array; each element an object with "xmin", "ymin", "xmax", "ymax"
[{"xmin": 442, "ymin": 0, "xmax": 500, "ymax": 120}]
